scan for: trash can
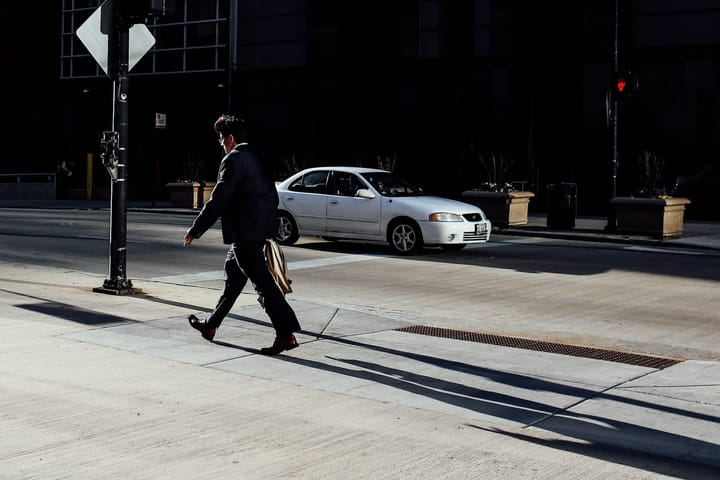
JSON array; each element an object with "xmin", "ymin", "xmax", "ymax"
[{"xmin": 546, "ymin": 182, "xmax": 577, "ymax": 229}]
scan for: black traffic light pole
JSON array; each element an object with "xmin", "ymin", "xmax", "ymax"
[
  {"xmin": 91, "ymin": 1, "xmax": 170, "ymax": 294},
  {"xmin": 606, "ymin": 0, "xmax": 621, "ymax": 231},
  {"xmin": 611, "ymin": 0, "xmax": 620, "ymax": 198},
  {"xmin": 94, "ymin": 6, "xmax": 136, "ymax": 295}
]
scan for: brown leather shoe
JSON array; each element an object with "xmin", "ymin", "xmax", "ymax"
[
  {"xmin": 188, "ymin": 314, "xmax": 216, "ymax": 341},
  {"xmin": 259, "ymin": 334, "xmax": 298, "ymax": 356}
]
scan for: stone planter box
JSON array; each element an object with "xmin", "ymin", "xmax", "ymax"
[
  {"xmin": 461, "ymin": 190, "xmax": 535, "ymax": 227},
  {"xmin": 610, "ymin": 196, "xmax": 691, "ymax": 238},
  {"xmin": 166, "ymin": 181, "xmax": 215, "ymax": 209}
]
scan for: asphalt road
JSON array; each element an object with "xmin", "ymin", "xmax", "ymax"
[{"xmin": 2, "ymin": 207, "xmax": 719, "ymax": 361}]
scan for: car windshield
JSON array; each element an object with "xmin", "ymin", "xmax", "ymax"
[{"xmin": 360, "ymin": 172, "xmax": 424, "ymax": 197}]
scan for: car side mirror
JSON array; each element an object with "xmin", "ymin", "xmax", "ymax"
[{"xmin": 355, "ymin": 188, "xmax": 376, "ymax": 199}]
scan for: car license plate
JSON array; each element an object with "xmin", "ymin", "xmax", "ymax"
[{"xmin": 475, "ymin": 223, "xmax": 485, "ymax": 235}]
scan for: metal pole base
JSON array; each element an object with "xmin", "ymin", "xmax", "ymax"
[{"xmin": 93, "ymin": 278, "xmax": 141, "ymax": 296}]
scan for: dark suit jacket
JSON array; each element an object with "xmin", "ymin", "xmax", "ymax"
[{"xmin": 188, "ymin": 144, "xmax": 279, "ymax": 244}]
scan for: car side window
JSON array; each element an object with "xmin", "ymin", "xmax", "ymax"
[
  {"xmin": 331, "ymin": 172, "xmax": 365, "ymax": 197},
  {"xmin": 365, "ymin": 174, "xmax": 392, "ymax": 195},
  {"xmin": 362, "ymin": 172, "xmax": 423, "ymax": 197},
  {"xmin": 289, "ymin": 170, "xmax": 329, "ymax": 194}
]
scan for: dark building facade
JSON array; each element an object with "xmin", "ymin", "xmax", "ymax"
[{"xmin": 5, "ymin": 1, "xmax": 719, "ymax": 218}]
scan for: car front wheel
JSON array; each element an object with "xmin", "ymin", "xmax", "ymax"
[
  {"xmin": 388, "ymin": 219, "xmax": 422, "ymax": 255},
  {"xmin": 276, "ymin": 211, "xmax": 299, "ymax": 245}
]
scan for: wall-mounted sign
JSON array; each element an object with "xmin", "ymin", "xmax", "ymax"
[{"xmin": 155, "ymin": 113, "xmax": 167, "ymax": 129}]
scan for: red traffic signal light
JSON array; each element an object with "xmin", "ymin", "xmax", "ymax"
[
  {"xmin": 616, "ymin": 76, "xmax": 628, "ymax": 93},
  {"xmin": 613, "ymin": 70, "xmax": 638, "ymax": 98}
]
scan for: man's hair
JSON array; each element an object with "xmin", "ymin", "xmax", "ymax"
[{"xmin": 214, "ymin": 114, "xmax": 249, "ymax": 142}]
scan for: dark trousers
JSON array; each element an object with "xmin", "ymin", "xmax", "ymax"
[{"xmin": 207, "ymin": 242, "xmax": 300, "ymax": 337}]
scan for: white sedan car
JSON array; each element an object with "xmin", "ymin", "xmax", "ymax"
[{"xmin": 275, "ymin": 166, "xmax": 492, "ymax": 255}]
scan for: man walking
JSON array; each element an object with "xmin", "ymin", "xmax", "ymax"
[{"xmin": 183, "ymin": 114, "xmax": 301, "ymax": 355}]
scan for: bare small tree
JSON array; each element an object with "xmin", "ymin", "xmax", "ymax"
[
  {"xmin": 478, "ymin": 153, "xmax": 514, "ymax": 192},
  {"xmin": 377, "ymin": 154, "xmax": 397, "ymax": 172},
  {"xmin": 637, "ymin": 150, "xmax": 666, "ymax": 197}
]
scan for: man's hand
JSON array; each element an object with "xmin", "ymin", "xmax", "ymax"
[{"xmin": 184, "ymin": 232, "xmax": 195, "ymax": 246}]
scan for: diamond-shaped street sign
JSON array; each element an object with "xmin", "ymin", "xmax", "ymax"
[{"xmin": 76, "ymin": 1, "xmax": 155, "ymax": 78}]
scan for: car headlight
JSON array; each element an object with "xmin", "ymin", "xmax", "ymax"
[{"xmin": 428, "ymin": 212, "xmax": 463, "ymax": 222}]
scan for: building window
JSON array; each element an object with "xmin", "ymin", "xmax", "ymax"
[{"xmin": 60, "ymin": 0, "xmax": 228, "ymax": 78}]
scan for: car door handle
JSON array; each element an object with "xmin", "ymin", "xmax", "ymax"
[{"xmin": 329, "ymin": 200, "xmax": 339, "ymax": 205}]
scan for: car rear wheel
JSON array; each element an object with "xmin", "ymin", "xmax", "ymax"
[
  {"xmin": 276, "ymin": 211, "xmax": 299, "ymax": 245},
  {"xmin": 388, "ymin": 219, "xmax": 422, "ymax": 255}
]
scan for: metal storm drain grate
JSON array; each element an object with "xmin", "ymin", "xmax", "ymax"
[{"xmin": 396, "ymin": 325, "xmax": 683, "ymax": 369}]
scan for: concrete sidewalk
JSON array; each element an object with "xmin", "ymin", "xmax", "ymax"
[
  {"xmin": 1, "ymin": 199, "xmax": 720, "ymax": 478},
  {"xmin": 503, "ymin": 213, "xmax": 720, "ymax": 252},
  {"xmin": 1, "ymin": 261, "xmax": 719, "ymax": 479}
]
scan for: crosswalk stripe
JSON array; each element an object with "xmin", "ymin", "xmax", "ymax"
[{"xmin": 150, "ymin": 254, "xmax": 384, "ymax": 283}]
